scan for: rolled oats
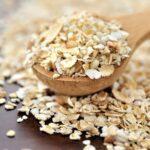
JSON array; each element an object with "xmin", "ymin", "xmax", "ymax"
[
  {"xmin": 6, "ymin": 130, "xmax": 16, "ymax": 138},
  {"xmin": 9, "ymin": 92, "xmax": 18, "ymax": 98},
  {"xmin": 0, "ymin": 98, "xmax": 6, "ymax": 105},
  {"xmin": 25, "ymin": 12, "xmax": 131, "ymax": 79},
  {"xmin": 0, "ymin": 1, "xmax": 149, "ymax": 150},
  {"xmin": 17, "ymin": 117, "xmax": 24, "ymax": 123},
  {"xmin": 98, "ymin": 65, "xmax": 114, "ymax": 77},
  {"xmin": 69, "ymin": 130, "xmax": 82, "ymax": 140},
  {"xmin": 10, "ymin": 98, "xmax": 20, "ymax": 103},
  {"xmin": 112, "ymin": 89, "xmax": 134, "ymax": 104},
  {"xmin": 5, "ymin": 102, "xmax": 17, "ymax": 110},
  {"xmin": 82, "ymin": 140, "xmax": 91, "ymax": 145},
  {"xmin": 85, "ymin": 69, "xmax": 102, "ymax": 79}
]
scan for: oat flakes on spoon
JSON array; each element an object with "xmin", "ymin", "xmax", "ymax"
[{"xmin": 25, "ymin": 11, "xmax": 150, "ymax": 96}]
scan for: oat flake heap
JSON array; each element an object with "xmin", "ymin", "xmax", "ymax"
[{"xmin": 25, "ymin": 12, "xmax": 131, "ymax": 79}]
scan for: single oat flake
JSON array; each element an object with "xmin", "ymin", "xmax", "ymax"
[
  {"xmin": 6, "ymin": 130, "xmax": 16, "ymax": 138},
  {"xmin": 0, "ymin": 98, "xmax": 6, "ymax": 105}
]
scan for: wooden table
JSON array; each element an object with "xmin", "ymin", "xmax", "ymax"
[{"xmin": 0, "ymin": 83, "xmax": 106, "ymax": 150}]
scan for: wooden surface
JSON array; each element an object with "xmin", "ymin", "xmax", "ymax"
[{"xmin": 0, "ymin": 83, "xmax": 106, "ymax": 150}]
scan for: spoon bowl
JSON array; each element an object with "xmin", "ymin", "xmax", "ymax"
[
  {"xmin": 33, "ymin": 11, "xmax": 150, "ymax": 96},
  {"xmin": 33, "ymin": 58, "xmax": 129, "ymax": 96}
]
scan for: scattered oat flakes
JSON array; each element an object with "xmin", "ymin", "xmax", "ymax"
[
  {"xmin": 5, "ymin": 102, "xmax": 17, "ymax": 110},
  {"xmin": 0, "ymin": 3, "xmax": 149, "ymax": 150},
  {"xmin": 10, "ymin": 98, "xmax": 20, "ymax": 103},
  {"xmin": 17, "ymin": 115, "xmax": 28, "ymax": 123},
  {"xmin": 18, "ymin": 106, "xmax": 30, "ymax": 115}
]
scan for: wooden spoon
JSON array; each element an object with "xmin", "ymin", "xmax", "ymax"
[{"xmin": 33, "ymin": 11, "xmax": 150, "ymax": 96}]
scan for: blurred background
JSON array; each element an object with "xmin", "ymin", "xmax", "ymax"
[{"xmin": 0, "ymin": 0, "xmax": 150, "ymax": 17}]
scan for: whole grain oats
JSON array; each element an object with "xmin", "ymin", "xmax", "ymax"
[
  {"xmin": 0, "ymin": 1, "xmax": 150, "ymax": 150},
  {"xmin": 25, "ymin": 11, "xmax": 131, "ymax": 79},
  {"xmin": 6, "ymin": 130, "xmax": 16, "ymax": 138}
]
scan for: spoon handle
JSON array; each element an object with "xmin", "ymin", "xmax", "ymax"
[{"xmin": 117, "ymin": 10, "xmax": 150, "ymax": 51}]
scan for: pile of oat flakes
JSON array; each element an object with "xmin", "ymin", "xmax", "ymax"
[
  {"xmin": 0, "ymin": 1, "xmax": 150, "ymax": 150},
  {"xmin": 25, "ymin": 11, "xmax": 131, "ymax": 79}
]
